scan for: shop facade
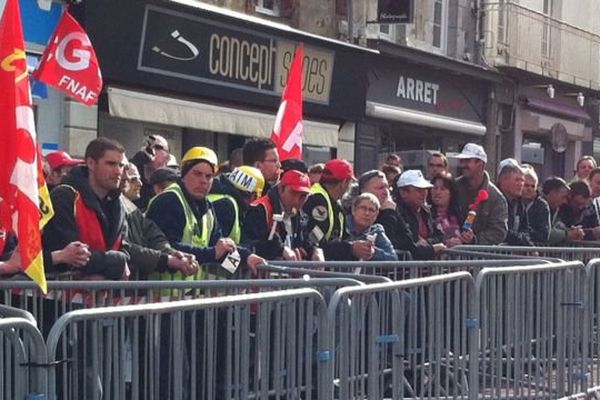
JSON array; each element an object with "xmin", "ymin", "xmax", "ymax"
[
  {"xmin": 354, "ymin": 44, "xmax": 500, "ymax": 174},
  {"xmin": 71, "ymin": 0, "xmax": 373, "ymax": 165}
]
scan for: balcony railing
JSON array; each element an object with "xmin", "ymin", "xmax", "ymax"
[{"xmin": 484, "ymin": 1, "xmax": 600, "ymax": 90}]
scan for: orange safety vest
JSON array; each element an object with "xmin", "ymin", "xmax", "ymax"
[
  {"xmin": 251, "ymin": 195, "xmax": 274, "ymax": 230},
  {"xmin": 71, "ymin": 188, "xmax": 122, "ymax": 251}
]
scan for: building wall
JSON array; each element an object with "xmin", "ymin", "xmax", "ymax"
[{"xmin": 484, "ymin": 0, "xmax": 600, "ymax": 89}]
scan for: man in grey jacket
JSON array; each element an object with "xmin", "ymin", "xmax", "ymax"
[{"xmin": 455, "ymin": 143, "xmax": 508, "ymax": 245}]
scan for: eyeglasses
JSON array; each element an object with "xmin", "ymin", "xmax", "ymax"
[
  {"xmin": 263, "ymin": 159, "xmax": 280, "ymax": 164},
  {"xmin": 356, "ymin": 205, "xmax": 378, "ymax": 214},
  {"xmin": 428, "ymin": 163, "xmax": 445, "ymax": 168}
]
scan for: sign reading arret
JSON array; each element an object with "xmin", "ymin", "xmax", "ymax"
[{"xmin": 396, "ymin": 75, "xmax": 440, "ymax": 105}]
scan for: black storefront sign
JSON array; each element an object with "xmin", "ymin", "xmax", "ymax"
[
  {"xmin": 76, "ymin": 0, "xmax": 367, "ymax": 120},
  {"xmin": 138, "ymin": 5, "xmax": 335, "ymax": 104},
  {"xmin": 377, "ymin": 0, "xmax": 413, "ymax": 23},
  {"xmin": 367, "ymin": 57, "xmax": 486, "ymax": 123}
]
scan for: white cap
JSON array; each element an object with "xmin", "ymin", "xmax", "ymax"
[
  {"xmin": 397, "ymin": 170, "xmax": 433, "ymax": 189},
  {"xmin": 456, "ymin": 143, "xmax": 487, "ymax": 163},
  {"xmin": 498, "ymin": 158, "xmax": 524, "ymax": 175},
  {"xmin": 167, "ymin": 154, "xmax": 178, "ymax": 167}
]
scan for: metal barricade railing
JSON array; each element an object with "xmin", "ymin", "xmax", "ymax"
[
  {"xmin": 324, "ymin": 271, "xmax": 478, "ymax": 400},
  {"xmin": 584, "ymin": 259, "xmax": 600, "ymax": 389},
  {"xmin": 0, "ymin": 278, "xmax": 361, "ymax": 338},
  {"xmin": 0, "ymin": 314, "xmax": 48, "ymax": 400},
  {"xmin": 268, "ymin": 259, "xmax": 554, "ymax": 281},
  {"xmin": 258, "ymin": 264, "xmax": 392, "ymax": 283},
  {"xmin": 475, "ymin": 261, "xmax": 588, "ymax": 398},
  {"xmin": 451, "ymin": 244, "xmax": 600, "ymax": 263},
  {"xmin": 45, "ymin": 288, "xmax": 327, "ymax": 400}
]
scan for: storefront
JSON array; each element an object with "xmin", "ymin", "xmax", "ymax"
[
  {"xmin": 355, "ymin": 44, "xmax": 500, "ymax": 173},
  {"xmin": 73, "ymin": 0, "xmax": 373, "ymax": 165},
  {"xmin": 507, "ymin": 85, "xmax": 594, "ymax": 180}
]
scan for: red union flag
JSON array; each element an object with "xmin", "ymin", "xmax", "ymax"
[
  {"xmin": 271, "ymin": 43, "xmax": 304, "ymax": 160},
  {"xmin": 0, "ymin": 0, "xmax": 53, "ymax": 293},
  {"xmin": 34, "ymin": 10, "xmax": 102, "ymax": 106}
]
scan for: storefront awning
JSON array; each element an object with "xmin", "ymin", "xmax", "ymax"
[
  {"xmin": 365, "ymin": 101, "xmax": 487, "ymax": 136},
  {"xmin": 520, "ymin": 96, "xmax": 591, "ymax": 122},
  {"xmin": 108, "ymin": 87, "xmax": 339, "ymax": 148}
]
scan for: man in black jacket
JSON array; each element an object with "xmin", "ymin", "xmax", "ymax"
[
  {"xmin": 120, "ymin": 164, "xmax": 198, "ymax": 279},
  {"xmin": 359, "ymin": 170, "xmax": 441, "ymax": 260},
  {"xmin": 43, "ymin": 138, "xmax": 129, "ymax": 279},
  {"xmin": 521, "ymin": 165, "xmax": 550, "ymax": 244},
  {"xmin": 396, "ymin": 170, "xmax": 445, "ymax": 255},
  {"xmin": 497, "ymin": 159, "xmax": 534, "ymax": 246},
  {"xmin": 242, "ymin": 170, "xmax": 320, "ymax": 260}
]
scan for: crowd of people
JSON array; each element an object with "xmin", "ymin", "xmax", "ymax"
[{"xmin": 1, "ymin": 136, "xmax": 599, "ymax": 280}]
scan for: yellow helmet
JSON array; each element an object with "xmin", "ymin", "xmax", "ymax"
[
  {"xmin": 181, "ymin": 147, "xmax": 218, "ymax": 174},
  {"xmin": 228, "ymin": 166, "xmax": 265, "ymax": 196}
]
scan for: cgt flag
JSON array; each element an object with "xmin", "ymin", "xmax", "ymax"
[
  {"xmin": 34, "ymin": 10, "xmax": 102, "ymax": 106},
  {"xmin": 0, "ymin": 0, "xmax": 54, "ymax": 293},
  {"xmin": 271, "ymin": 43, "xmax": 304, "ymax": 161}
]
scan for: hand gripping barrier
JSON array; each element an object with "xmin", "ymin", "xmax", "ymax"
[
  {"xmin": 0, "ymin": 314, "xmax": 48, "ymax": 400},
  {"xmin": 44, "ymin": 288, "xmax": 328, "ymax": 400}
]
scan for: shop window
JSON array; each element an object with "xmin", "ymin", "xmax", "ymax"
[
  {"xmin": 542, "ymin": 0, "xmax": 553, "ymax": 58},
  {"xmin": 256, "ymin": 0, "xmax": 281, "ymax": 16},
  {"xmin": 379, "ymin": 24, "xmax": 396, "ymax": 42},
  {"xmin": 497, "ymin": 0, "xmax": 508, "ymax": 44},
  {"xmin": 432, "ymin": 0, "xmax": 447, "ymax": 52}
]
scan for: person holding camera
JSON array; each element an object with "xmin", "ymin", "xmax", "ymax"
[{"xmin": 129, "ymin": 134, "xmax": 172, "ymax": 210}]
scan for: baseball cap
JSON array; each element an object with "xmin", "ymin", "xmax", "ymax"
[
  {"xmin": 280, "ymin": 170, "xmax": 311, "ymax": 193},
  {"xmin": 498, "ymin": 158, "xmax": 524, "ymax": 175},
  {"xmin": 45, "ymin": 151, "xmax": 83, "ymax": 171},
  {"xmin": 322, "ymin": 159, "xmax": 357, "ymax": 181},
  {"xmin": 396, "ymin": 170, "xmax": 433, "ymax": 189},
  {"xmin": 456, "ymin": 143, "xmax": 487, "ymax": 163}
]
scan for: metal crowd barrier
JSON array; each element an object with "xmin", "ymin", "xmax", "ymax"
[
  {"xmin": 450, "ymin": 244, "xmax": 600, "ymax": 263},
  {"xmin": 269, "ymin": 259, "xmax": 553, "ymax": 281},
  {"xmin": 475, "ymin": 261, "xmax": 588, "ymax": 399},
  {"xmin": 258, "ymin": 264, "xmax": 392, "ymax": 283},
  {"xmin": 0, "ymin": 278, "xmax": 361, "ymax": 338},
  {"xmin": 324, "ymin": 271, "xmax": 478, "ymax": 400},
  {"xmin": 0, "ymin": 312, "xmax": 48, "ymax": 400},
  {"xmin": 45, "ymin": 288, "xmax": 327, "ymax": 400}
]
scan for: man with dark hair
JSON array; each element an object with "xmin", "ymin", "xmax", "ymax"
[
  {"xmin": 149, "ymin": 167, "xmax": 179, "ymax": 195},
  {"xmin": 556, "ymin": 180, "xmax": 600, "ymax": 241},
  {"xmin": 426, "ymin": 152, "xmax": 448, "ymax": 180},
  {"xmin": 242, "ymin": 138, "xmax": 281, "ymax": 192},
  {"xmin": 302, "ymin": 159, "xmax": 372, "ymax": 260},
  {"xmin": 43, "ymin": 137, "xmax": 130, "ymax": 279},
  {"xmin": 497, "ymin": 159, "xmax": 533, "ymax": 246},
  {"xmin": 542, "ymin": 177, "xmax": 582, "ymax": 243}
]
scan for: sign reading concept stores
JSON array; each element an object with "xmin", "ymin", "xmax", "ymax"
[{"xmin": 138, "ymin": 5, "xmax": 335, "ymax": 104}]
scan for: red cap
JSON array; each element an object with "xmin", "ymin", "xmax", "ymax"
[
  {"xmin": 322, "ymin": 159, "xmax": 356, "ymax": 181},
  {"xmin": 280, "ymin": 170, "xmax": 311, "ymax": 193},
  {"xmin": 45, "ymin": 151, "xmax": 83, "ymax": 171}
]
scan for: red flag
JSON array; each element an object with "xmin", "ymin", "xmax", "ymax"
[
  {"xmin": 0, "ymin": 0, "xmax": 52, "ymax": 293},
  {"xmin": 33, "ymin": 10, "xmax": 102, "ymax": 106},
  {"xmin": 271, "ymin": 43, "xmax": 304, "ymax": 161}
]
